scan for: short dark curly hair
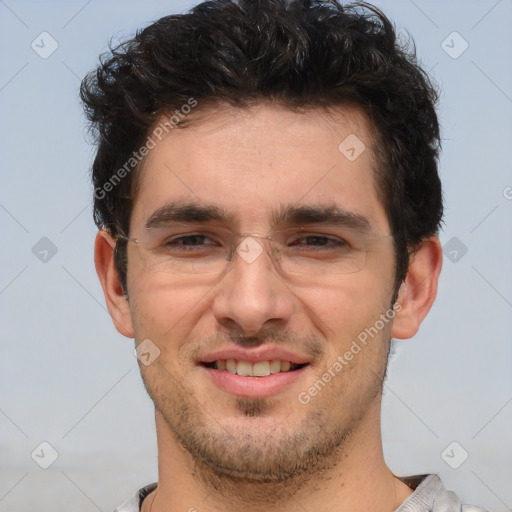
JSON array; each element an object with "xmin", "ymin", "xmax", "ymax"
[{"xmin": 81, "ymin": 0, "xmax": 443, "ymax": 297}]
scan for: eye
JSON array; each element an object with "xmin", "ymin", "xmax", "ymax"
[
  {"xmin": 290, "ymin": 234, "xmax": 348, "ymax": 249},
  {"xmin": 162, "ymin": 234, "xmax": 218, "ymax": 250}
]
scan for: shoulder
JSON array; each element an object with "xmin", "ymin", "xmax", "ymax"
[
  {"xmin": 112, "ymin": 483, "xmax": 157, "ymax": 512},
  {"xmin": 396, "ymin": 474, "xmax": 491, "ymax": 512}
]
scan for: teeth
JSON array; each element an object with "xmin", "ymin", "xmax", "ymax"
[
  {"xmin": 253, "ymin": 361, "xmax": 270, "ymax": 377},
  {"xmin": 236, "ymin": 360, "xmax": 252, "ymax": 376},
  {"xmin": 269, "ymin": 359, "xmax": 281, "ymax": 374},
  {"xmin": 214, "ymin": 359, "xmax": 300, "ymax": 376}
]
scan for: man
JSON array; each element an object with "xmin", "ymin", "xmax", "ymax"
[{"xmin": 81, "ymin": 1, "xmax": 489, "ymax": 511}]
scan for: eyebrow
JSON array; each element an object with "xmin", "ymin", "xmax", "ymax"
[
  {"xmin": 271, "ymin": 204, "xmax": 371, "ymax": 232},
  {"xmin": 145, "ymin": 200, "xmax": 371, "ymax": 233},
  {"xmin": 145, "ymin": 201, "xmax": 233, "ymax": 229}
]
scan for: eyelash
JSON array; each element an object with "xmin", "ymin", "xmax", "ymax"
[
  {"xmin": 163, "ymin": 234, "xmax": 347, "ymax": 249},
  {"xmin": 165, "ymin": 234, "xmax": 217, "ymax": 248},
  {"xmin": 291, "ymin": 235, "xmax": 348, "ymax": 248}
]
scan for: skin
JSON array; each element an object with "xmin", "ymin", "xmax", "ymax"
[{"xmin": 95, "ymin": 102, "xmax": 442, "ymax": 512}]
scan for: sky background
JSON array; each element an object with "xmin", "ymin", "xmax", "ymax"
[{"xmin": 1, "ymin": 0, "xmax": 511, "ymax": 511}]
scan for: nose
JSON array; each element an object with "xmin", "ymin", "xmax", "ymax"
[{"xmin": 210, "ymin": 235, "xmax": 295, "ymax": 336}]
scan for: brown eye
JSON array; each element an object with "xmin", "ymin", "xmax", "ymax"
[
  {"xmin": 290, "ymin": 235, "xmax": 347, "ymax": 249},
  {"xmin": 163, "ymin": 234, "xmax": 218, "ymax": 250}
]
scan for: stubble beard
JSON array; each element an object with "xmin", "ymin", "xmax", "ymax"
[{"xmin": 140, "ymin": 332, "xmax": 391, "ymax": 497}]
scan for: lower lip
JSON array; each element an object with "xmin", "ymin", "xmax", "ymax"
[{"xmin": 201, "ymin": 366, "xmax": 309, "ymax": 398}]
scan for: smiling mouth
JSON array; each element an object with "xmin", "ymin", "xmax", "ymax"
[{"xmin": 201, "ymin": 359, "xmax": 309, "ymax": 377}]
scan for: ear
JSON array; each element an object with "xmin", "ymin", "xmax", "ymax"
[
  {"xmin": 391, "ymin": 235, "xmax": 443, "ymax": 340},
  {"xmin": 94, "ymin": 230, "xmax": 134, "ymax": 338}
]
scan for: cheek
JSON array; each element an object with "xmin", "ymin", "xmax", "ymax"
[
  {"xmin": 297, "ymin": 274, "xmax": 390, "ymax": 342},
  {"xmin": 128, "ymin": 275, "xmax": 210, "ymax": 344}
]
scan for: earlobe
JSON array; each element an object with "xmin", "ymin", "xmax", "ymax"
[
  {"xmin": 94, "ymin": 230, "xmax": 135, "ymax": 338},
  {"xmin": 391, "ymin": 236, "xmax": 443, "ymax": 340}
]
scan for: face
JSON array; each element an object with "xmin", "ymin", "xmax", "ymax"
[{"xmin": 124, "ymin": 103, "xmax": 398, "ymax": 481}]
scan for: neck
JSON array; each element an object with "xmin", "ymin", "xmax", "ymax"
[{"xmin": 143, "ymin": 401, "xmax": 413, "ymax": 512}]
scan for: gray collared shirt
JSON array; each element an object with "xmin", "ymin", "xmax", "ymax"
[{"xmin": 113, "ymin": 474, "xmax": 490, "ymax": 512}]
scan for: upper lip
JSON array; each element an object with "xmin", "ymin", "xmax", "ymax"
[{"xmin": 199, "ymin": 346, "xmax": 311, "ymax": 365}]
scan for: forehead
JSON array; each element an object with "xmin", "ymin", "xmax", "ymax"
[{"xmin": 131, "ymin": 103, "xmax": 389, "ymax": 234}]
